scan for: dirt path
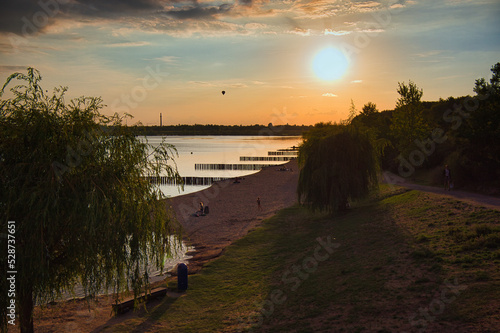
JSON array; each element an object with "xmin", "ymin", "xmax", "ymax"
[{"xmin": 383, "ymin": 171, "xmax": 500, "ymax": 210}]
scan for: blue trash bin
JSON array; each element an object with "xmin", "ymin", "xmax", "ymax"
[{"xmin": 177, "ymin": 263, "xmax": 188, "ymax": 291}]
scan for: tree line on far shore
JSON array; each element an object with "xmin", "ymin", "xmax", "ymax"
[
  {"xmin": 138, "ymin": 124, "xmax": 312, "ymax": 136},
  {"xmin": 298, "ymin": 62, "xmax": 500, "ymax": 212}
]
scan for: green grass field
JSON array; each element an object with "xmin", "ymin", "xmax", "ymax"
[{"xmin": 103, "ymin": 185, "xmax": 500, "ymax": 332}]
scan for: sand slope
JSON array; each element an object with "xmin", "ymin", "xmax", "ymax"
[{"xmin": 168, "ymin": 160, "xmax": 299, "ymax": 273}]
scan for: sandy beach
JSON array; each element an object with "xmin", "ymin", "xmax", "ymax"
[
  {"xmin": 167, "ymin": 159, "xmax": 299, "ymax": 274},
  {"xmin": 28, "ymin": 160, "xmax": 299, "ymax": 332}
]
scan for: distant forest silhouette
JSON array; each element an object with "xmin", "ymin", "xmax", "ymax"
[{"xmin": 138, "ymin": 124, "xmax": 311, "ymax": 136}]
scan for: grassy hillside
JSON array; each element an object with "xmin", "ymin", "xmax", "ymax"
[{"xmin": 103, "ymin": 186, "xmax": 500, "ymax": 332}]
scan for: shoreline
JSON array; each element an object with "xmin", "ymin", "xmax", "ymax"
[
  {"xmin": 167, "ymin": 159, "xmax": 299, "ymax": 274},
  {"xmin": 28, "ymin": 160, "xmax": 299, "ymax": 332}
]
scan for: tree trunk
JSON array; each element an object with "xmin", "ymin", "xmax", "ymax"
[{"xmin": 19, "ymin": 285, "xmax": 34, "ymax": 333}]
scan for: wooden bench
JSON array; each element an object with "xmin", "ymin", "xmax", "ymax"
[{"xmin": 112, "ymin": 287, "xmax": 168, "ymax": 315}]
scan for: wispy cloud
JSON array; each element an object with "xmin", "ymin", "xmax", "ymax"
[
  {"xmin": 106, "ymin": 41, "xmax": 151, "ymax": 47},
  {"xmin": 188, "ymin": 81, "xmax": 217, "ymax": 87},
  {"xmin": 322, "ymin": 93, "xmax": 338, "ymax": 97},
  {"xmin": 230, "ymin": 83, "xmax": 248, "ymax": 88},
  {"xmin": 415, "ymin": 50, "xmax": 444, "ymax": 58},
  {"xmin": 188, "ymin": 80, "xmax": 248, "ymax": 88},
  {"xmin": 324, "ymin": 29, "xmax": 351, "ymax": 36},
  {"xmin": 353, "ymin": 1, "xmax": 381, "ymax": 11},
  {"xmin": 154, "ymin": 56, "xmax": 180, "ymax": 64},
  {"xmin": 0, "ymin": 65, "xmax": 29, "ymax": 73},
  {"xmin": 287, "ymin": 27, "xmax": 311, "ymax": 36}
]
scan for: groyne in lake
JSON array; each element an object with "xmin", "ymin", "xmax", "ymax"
[
  {"xmin": 239, "ymin": 156, "xmax": 294, "ymax": 161},
  {"xmin": 194, "ymin": 163, "xmax": 278, "ymax": 171}
]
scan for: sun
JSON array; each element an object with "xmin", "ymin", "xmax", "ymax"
[{"xmin": 312, "ymin": 47, "xmax": 349, "ymax": 81}]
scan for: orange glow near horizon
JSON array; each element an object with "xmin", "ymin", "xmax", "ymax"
[{"xmin": 0, "ymin": 1, "xmax": 498, "ymax": 126}]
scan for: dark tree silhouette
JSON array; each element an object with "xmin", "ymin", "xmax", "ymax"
[
  {"xmin": 0, "ymin": 68, "xmax": 182, "ymax": 332},
  {"xmin": 297, "ymin": 123, "xmax": 379, "ymax": 212}
]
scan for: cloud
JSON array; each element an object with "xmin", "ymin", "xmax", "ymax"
[
  {"xmin": 162, "ymin": 3, "xmax": 233, "ymax": 20},
  {"xmin": 0, "ymin": 0, "xmax": 58, "ymax": 35},
  {"xmin": 0, "ymin": 65, "xmax": 30, "ymax": 73},
  {"xmin": 244, "ymin": 22, "xmax": 268, "ymax": 31},
  {"xmin": 238, "ymin": 0, "xmax": 253, "ymax": 7},
  {"xmin": 351, "ymin": 80, "xmax": 363, "ymax": 84},
  {"xmin": 355, "ymin": 1, "xmax": 381, "ymax": 8},
  {"xmin": 106, "ymin": 41, "xmax": 151, "ymax": 47},
  {"xmin": 287, "ymin": 27, "xmax": 311, "ymax": 36},
  {"xmin": 322, "ymin": 93, "xmax": 338, "ymax": 97},
  {"xmin": 415, "ymin": 50, "xmax": 444, "ymax": 58},
  {"xmin": 0, "ymin": 0, "xmax": 342, "ymax": 36},
  {"xmin": 0, "ymin": 0, "xmax": 165, "ymax": 34},
  {"xmin": 155, "ymin": 55, "xmax": 180, "ymax": 64},
  {"xmin": 352, "ymin": 1, "xmax": 381, "ymax": 11},
  {"xmin": 230, "ymin": 83, "xmax": 248, "ymax": 88},
  {"xmin": 187, "ymin": 80, "xmax": 247, "ymax": 88},
  {"xmin": 188, "ymin": 81, "xmax": 217, "ymax": 87},
  {"xmin": 0, "ymin": 0, "xmax": 418, "ymax": 38},
  {"xmin": 324, "ymin": 29, "xmax": 351, "ymax": 36},
  {"xmin": 359, "ymin": 28, "xmax": 385, "ymax": 33}
]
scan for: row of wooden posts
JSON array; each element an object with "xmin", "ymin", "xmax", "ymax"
[{"xmin": 148, "ymin": 149, "xmax": 298, "ymax": 185}]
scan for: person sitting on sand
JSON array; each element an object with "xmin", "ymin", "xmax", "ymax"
[{"xmin": 199, "ymin": 201, "xmax": 204, "ymax": 214}]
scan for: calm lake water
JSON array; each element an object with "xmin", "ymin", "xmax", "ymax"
[
  {"xmin": 64, "ymin": 136, "xmax": 301, "ymax": 299},
  {"xmin": 145, "ymin": 135, "xmax": 302, "ymax": 197}
]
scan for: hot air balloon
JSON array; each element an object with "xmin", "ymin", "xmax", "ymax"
[{"xmin": 221, "ymin": 90, "xmax": 225, "ymax": 95}]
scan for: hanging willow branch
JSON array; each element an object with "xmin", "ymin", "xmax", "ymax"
[
  {"xmin": 297, "ymin": 123, "xmax": 379, "ymax": 213},
  {"xmin": 0, "ymin": 68, "xmax": 182, "ymax": 332}
]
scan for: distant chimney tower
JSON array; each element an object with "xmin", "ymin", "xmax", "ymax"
[{"xmin": 160, "ymin": 113, "xmax": 162, "ymax": 126}]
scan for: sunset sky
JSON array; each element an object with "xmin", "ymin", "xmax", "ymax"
[{"xmin": 1, "ymin": 0, "xmax": 499, "ymax": 125}]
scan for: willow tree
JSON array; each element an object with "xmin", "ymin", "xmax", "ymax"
[
  {"xmin": 0, "ymin": 68, "xmax": 182, "ymax": 332},
  {"xmin": 297, "ymin": 123, "xmax": 379, "ymax": 213}
]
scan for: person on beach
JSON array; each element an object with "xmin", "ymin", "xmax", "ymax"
[
  {"xmin": 199, "ymin": 201, "xmax": 204, "ymax": 214},
  {"xmin": 443, "ymin": 165, "xmax": 452, "ymax": 191},
  {"xmin": 257, "ymin": 197, "xmax": 262, "ymax": 210}
]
